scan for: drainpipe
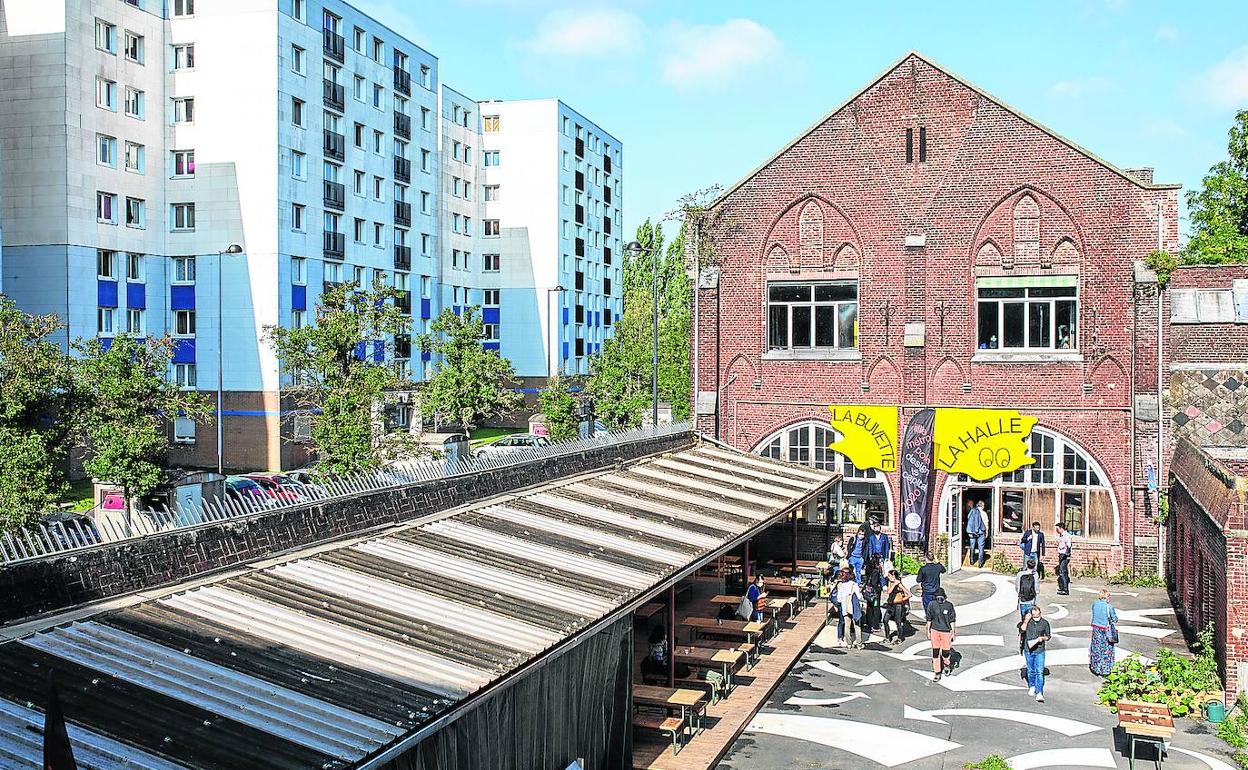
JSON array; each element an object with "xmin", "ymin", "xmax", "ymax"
[
  {"xmin": 692, "ymin": 222, "xmax": 700, "ymax": 427},
  {"xmin": 1156, "ymin": 202, "xmax": 1165, "ymax": 580}
]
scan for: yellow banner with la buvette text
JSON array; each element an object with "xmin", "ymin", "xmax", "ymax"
[
  {"xmin": 933, "ymin": 408, "xmax": 1037, "ymax": 481},
  {"xmin": 827, "ymin": 405, "xmax": 899, "ymax": 473}
]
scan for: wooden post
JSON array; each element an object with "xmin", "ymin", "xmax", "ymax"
[
  {"xmin": 743, "ymin": 540, "xmax": 751, "ymax": 584},
  {"xmin": 667, "ymin": 584, "xmax": 676, "ymax": 688},
  {"xmin": 791, "ymin": 509, "xmax": 799, "ymax": 576},
  {"xmin": 824, "ymin": 489, "xmax": 833, "ymax": 560}
]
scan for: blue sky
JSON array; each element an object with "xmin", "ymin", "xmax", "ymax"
[{"xmin": 358, "ymin": 0, "xmax": 1248, "ymax": 238}]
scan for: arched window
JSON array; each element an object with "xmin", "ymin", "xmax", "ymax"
[{"xmin": 754, "ymin": 422, "xmax": 892, "ymax": 526}]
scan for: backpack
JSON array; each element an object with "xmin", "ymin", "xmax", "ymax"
[{"xmin": 1018, "ymin": 572, "xmax": 1037, "ymax": 602}]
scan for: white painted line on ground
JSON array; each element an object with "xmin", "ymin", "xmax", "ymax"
[
  {"xmin": 1171, "ymin": 746, "xmax": 1239, "ymax": 770},
  {"xmin": 745, "ymin": 712, "xmax": 960, "ymax": 767},
  {"xmin": 1114, "ymin": 607, "xmax": 1176, "ymax": 626},
  {"xmin": 1052, "ymin": 624, "xmax": 1174, "ymax": 640},
  {"xmin": 784, "ymin": 692, "xmax": 870, "ymax": 707},
  {"xmin": 1047, "ymin": 603, "xmax": 1070, "ymax": 620},
  {"xmin": 1005, "ymin": 747, "xmax": 1117, "ymax": 769},
  {"xmin": 1074, "ymin": 586, "xmax": 1138, "ymax": 598},
  {"xmin": 881, "ymin": 634, "xmax": 1003, "ymax": 661},
  {"xmin": 911, "ymin": 645, "xmax": 1145, "ymax": 691},
  {"xmin": 902, "ymin": 705, "xmax": 1101, "ymax": 736},
  {"xmin": 955, "ymin": 573, "xmax": 1020, "ymax": 626},
  {"xmin": 807, "ymin": 659, "xmax": 889, "ymax": 686}
]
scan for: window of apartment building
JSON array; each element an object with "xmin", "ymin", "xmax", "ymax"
[
  {"xmin": 291, "ymin": 97, "xmax": 304, "ymax": 127},
  {"xmin": 172, "ymin": 149, "xmax": 195, "ymax": 177},
  {"xmin": 353, "ymin": 75, "xmax": 364, "ymax": 102},
  {"xmin": 174, "ymin": 415, "xmax": 196, "ymax": 442},
  {"xmin": 125, "ymin": 87, "xmax": 144, "ymax": 119},
  {"xmin": 483, "ymin": 150, "xmax": 500, "ymax": 167},
  {"xmin": 174, "ymin": 363, "xmax": 197, "ymax": 389},
  {"xmin": 291, "ymin": 256, "xmax": 307, "ymax": 284},
  {"xmin": 95, "ymin": 19, "xmax": 117, "ymax": 53},
  {"xmin": 96, "ymin": 78, "xmax": 117, "ymax": 110},
  {"xmin": 353, "ymin": 217, "xmax": 366, "ymax": 243},
  {"xmin": 174, "ymin": 256, "xmax": 196, "ymax": 283},
  {"xmin": 483, "ymin": 324, "xmax": 499, "ymax": 343},
  {"xmin": 372, "ymin": 37, "xmax": 384, "ymax": 63},
  {"xmin": 171, "ymin": 202, "xmax": 196, "ymax": 231},
  {"xmin": 353, "ymin": 122, "xmax": 364, "ymax": 147},
  {"xmin": 292, "ymin": 0, "xmax": 305, "ymax": 22},
  {"xmin": 420, "ymin": 191, "xmax": 430, "ymax": 214},
  {"xmin": 126, "ymin": 253, "xmax": 144, "ymax": 281},
  {"xmin": 394, "ymin": 50, "xmax": 409, "ymax": 71},
  {"xmin": 291, "ymin": 203, "xmax": 305, "ymax": 231},
  {"xmin": 291, "ymin": 45, "xmax": 305, "ymax": 74},
  {"xmin": 322, "ymin": 9, "xmax": 340, "ymax": 33},
  {"xmin": 451, "ymin": 141, "xmax": 461, "ymax": 162},
  {"xmin": 419, "ymin": 64, "xmax": 431, "ymax": 90},
  {"xmin": 373, "ymin": 130, "xmax": 384, "ymax": 154},
  {"xmin": 451, "ymin": 249, "xmax": 461, "ymax": 268},
  {"xmin": 483, "ymin": 115, "xmax": 500, "ymax": 133},
  {"xmin": 291, "ymin": 150, "xmax": 305, "ymax": 179},
  {"xmin": 1170, "ymin": 287, "xmax": 1240, "ymax": 323},
  {"xmin": 325, "ymin": 262, "xmax": 342, "ymax": 283},
  {"xmin": 976, "ymin": 281, "xmax": 1078, "ymax": 351},
  {"xmin": 421, "ymin": 233, "xmax": 430, "ymax": 256},
  {"xmin": 172, "ymin": 43, "xmax": 194, "ymax": 69},
  {"xmin": 97, "ymin": 307, "xmax": 115, "ymax": 336},
  {"xmin": 420, "ymin": 149, "xmax": 430, "ymax": 172},
  {"xmin": 97, "ymin": 249, "xmax": 117, "ymax": 279},
  {"xmin": 420, "ymin": 275, "xmax": 432, "ymax": 298},
  {"xmin": 452, "ymin": 177, "xmax": 462, "ymax": 198},
  {"xmin": 124, "ymin": 141, "xmax": 144, "ymax": 173},
  {"xmin": 126, "ymin": 307, "xmax": 144, "ymax": 335},
  {"xmin": 352, "ymin": 27, "xmax": 365, "ymax": 52},
  {"xmin": 96, "ymin": 192, "xmax": 118, "ymax": 224},
  {"xmin": 483, "ymin": 253, "xmax": 500, "ymax": 272},
  {"xmin": 173, "ymin": 96, "xmax": 194, "ymax": 123},
  {"xmin": 292, "ymin": 308, "xmax": 306, "ymax": 329},
  {"xmin": 483, "ymin": 219, "xmax": 500, "ymax": 237},
  {"xmin": 420, "ymin": 107, "xmax": 431, "ymax": 131},
  {"xmin": 352, "ymin": 265, "xmax": 365, "ymax": 285},
  {"xmin": 463, "ymin": 182, "xmax": 472, "ymax": 201},
  {"xmin": 462, "ymin": 146, "xmax": 472, "ymax": 165},
  {"xmin": 451, "ymin": 214, "xmax": 461, "ymax": 234},
  {"xmin": 767, "ymin": 282, "xmax": 858, "ymax": 351},
  {"xmin": 172, "ymin": 0, "xmax": 194, "ymax": 17},
  {"xmin": 373, "ymin": 269, "xmax": 388, "ymax": 287},
  {"xmin": 395, "ymin": 95, "xmax": 408, "ymax": 117},
  {"xmin": 483, "ymin": 289, "xmax": 499, "ymax": 306},
  {"xmin": 484, "ymin": 184, "xmax": 499, "ymax": 202},
  {"xmin": 174, "ymin": 309, "xmax": 196, "ymax": 336},
  {"xmin": 372, "ymin": 83, "xmax": 384, "ymax": 110},
  {"xmin": 124, "ymin": 31, "xmax": 144, "ymax": 63},
  {"xmin": 97, "ymin": 134, "xmax": 117, "ymax": 167},
  {"xmin": 125, "ymin": 197, "xmax": 146, "ymax": 228},
  {"xmin": 353, "ymin": 170, "xmax": 365, "ymax": 195},
  {"xmin": 373, "ymin": 222, "xmax": 384, "ymax": 246},
  {"xmin": 372, "ymin": 175, "xmax": 384, "ymax": 200}
]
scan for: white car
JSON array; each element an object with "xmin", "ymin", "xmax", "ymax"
[{"xmin": 475, "ymin": 433, "xmax": 551, "ymax": 458}]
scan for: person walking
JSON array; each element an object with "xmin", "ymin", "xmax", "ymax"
[
  {"xmin": 1089, "ymin": 588, "xmax": 1119, "ymax": 677},
  {"xmin": 745, "ymin": 574, "xmax": 767, "ymax": 624},
  {"xmin": 1021, "ymin": 605, "xmax": 1052, "ymax": 702},
  {"xmin": 1020, "ymin": 521, "xmax": 1047, "ymax": 579},
  {"xmin": 1015, "ymin": 558, "xmax": 1039, "ymax": 621},
  {"xmin": 966, "ymin": 500, "xmax": 988, "ymax": 568},
  {"xmin": 1054, "ymin": 522, "xmax": 1073, "ymax": 595},
  {"xmin": 848, "ymin": 521, "xmax": 870, "ymax": 582},
  {"xmin": 925, "ymin": 588, "xmax": 957, "ymax": 681},
  {"xmin": 835, "ymin": 567, "xmax": 864, "ymax": 648},
  {"xmin": 867, "ymin": 518, "xmax": 892, "ymax": 571},
  {"xmin": 883, "ymin": 569, "xmax": 912, "ymax": 644},
  {"xmin": 917, "ymin": 552, "xmax": 945, "ymax": 611}
]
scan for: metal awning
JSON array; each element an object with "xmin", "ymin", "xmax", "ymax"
[{"xmin": 0, "ymin": 442, "xmax": 836, "ymax": 769}]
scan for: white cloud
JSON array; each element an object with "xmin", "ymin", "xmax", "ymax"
[
  {"xmin": 1199, "ymin": 46, "xmax": 1248, "ymax": 109},
  {"xmin": 522, "ymin": 8, "xmax": 644, "ymax": 58},
  {"xmin": 1155, "ymin": 24, "xmax": 1179, "ymax": 42},
  {"xmin": 1047, "ymin": 76, "xmax": 1112, "ymax": 99},
  {"xmin": 661, "ymin": 18, "xmax": 783, "ymax": 90}
]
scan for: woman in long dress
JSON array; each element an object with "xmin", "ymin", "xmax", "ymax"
[{"xmin": 1089, "ymin": 588, "xmax": 1118, "ymax": 676}]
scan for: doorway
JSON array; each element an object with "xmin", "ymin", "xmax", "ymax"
[{"xmin": 960, "ymin": 487, "xmax": 994, "ymax": 568}]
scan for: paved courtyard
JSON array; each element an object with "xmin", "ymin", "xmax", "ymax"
[{"xmin": 718, "ymin": 571, "xmax": 1237, "ymax": 769}]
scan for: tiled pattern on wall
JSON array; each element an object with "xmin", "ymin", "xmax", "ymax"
[{"xmin": 1168, "ymin": 369, "xmax": 1248, "ymax": 446}]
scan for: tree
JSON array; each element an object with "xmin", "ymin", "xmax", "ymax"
[
  {"xmin": 1182, "ymin": 110, "xmax": 1248, "ymax": 265},
  {"xmin": 266, "ymin": 279, "xmax": 412, "ymax": 474},
  {"xmin": 418, "ymin": 306, "xmax": 523, "ymax": 435},
  {"xmin": 74, "ymin": 335, "xmax": 211, "ymax": 528},
  {"xmin": 0, "ymin": 297, "xmax": 76, "ymax": 530},
  {"xmin": 538, "ymin": 374, "xmax": 579, "ymax": 441}
]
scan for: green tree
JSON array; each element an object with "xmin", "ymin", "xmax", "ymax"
[
  {"xmin": 418, "ymin": 306, "xmax": 523, "ymax": 435},
  {"xmin": 0, "ymin": 297, "xmax": 76, "ymax": 529},
  {"xmin": 74, "ymin": 335, "xmax": 211, "ymax": 528},
  {"xmin": 266, "ymin": 280, "xmax": 412, "ymax": 474},
  {"xmin": 538, "ymin": 374, "xmax": 579, "ymax": 441},
  {"xmin": 1182, "ymin": 110, "xmax": 1248, "ymax": 265}
]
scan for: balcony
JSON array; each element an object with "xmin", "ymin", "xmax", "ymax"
[
  {"xmin": 604, "ymin": 246, "xmax": 612, "ymax": 266},
  {"xmin": 604, "ymin": 154, "xmax": 612, "ymax": 174},
  {"xmin": 575, "ymin": 137, "xmax": 584, "ymax": 158},
  {"xmin": 393, "ymin": 68, "xmax": 411, "ymax": 96},
  {"xmin": 603, "ymin": 184, "xmax": 612, "ymax": 204},
  {"xmin": 396, "ymin": 293, "xmax": 412, "ymax": 316},
  {"xmin": 323, "ymin": 29, "xmax": 345, "ymax": 63},
  {"xmin": 323, "ymin": 129, "xmax": 345, "ymax": 161},
  {"xmin": 394, "ymin": 155, "xmax": 411, "ymax": 183},
  {"xmin": 323, "ymin": 180, "xmax": 345, "ymax": 211},
  {"xmin": 394, "ymin": 244, "xmax": 412, "ymax": 270},
  {"xmin": 323, "ymin": 231, "xmax": 345, "ymax": 260},
  {"xmin": 393, "ymin": 111, "xmax": 411, "ymax": 140},
  {"xmin": 322, "ymin": 79, "xmax": 345, "ymax": 112},
  {"xmin": 575, "ymin": 170, "xmax": 584, "ymax": 191},
  {"xmin": 575, "ymin": 237, "xmax": 585, "ymax": 257},
  {"xmin": 574, "ymin": 204, "xmax": 584, "ymax": 225},
  {"xmin": 603, "ymin": 215, "xmax": 611, "ymax": 235},
  {"xmin": 575, "ymin": 272, "xmax": 585, "ymax": 291},
  {"xmin": 394, "ymin": 200, "xmax": 412, "ymax": 227}
]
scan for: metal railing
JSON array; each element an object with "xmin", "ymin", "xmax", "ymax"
[{"xmin": 0, "ymin": 421, "xmax": 692, "ymax": 566}]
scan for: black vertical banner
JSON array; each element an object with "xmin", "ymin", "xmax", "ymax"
[{"xmin": 899, "ymin": 408, "xmax": 937, "ymax": 545}]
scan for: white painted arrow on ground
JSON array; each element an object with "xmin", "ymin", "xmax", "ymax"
[
  {"xmin": 881, "ymin": 634, "xmax": 1003, "ymax": 661},
  {"xmin": 1005, "ymin": 747, "xmax": 1117, "ymax": 769},
  {"xmin": 954, "ymin": 572, "xmax": 1020, "ymax": 626},
  {"xmin": 1046, "ymin": 603, "xmax": 1070, "ymax": 620},
  {"xmin": 745, "ymin": 712, "xmax": 960, "ymax": 768},
  {"xmin": 1052, "ymin": 624, "xmax": 1174, "ymax": 640},
  {"xmin": 784, "ymin": 691, "xmax": 870, "ymax": 707},
  {"xmin": 807, "ymin": 659, "xmax": 889, "ymax": 686},
  {"xmin": 1075, "ymin": 586, "xmax": 1138, "ymax": 598},
  {"xmin": 1114, "ymin": 607, "xmax": 1176, "ymax": 626},
  {"xmin": 1172, "ymin": 746, "xmax": 1240, "ymax": 770},
  {"xmin": 902, "ymin": 705, "xmax": 1101, "ymax": 736},
  {"xmin": 911, "ymin": 645, "xmax": 1145, "ymax": 691}
]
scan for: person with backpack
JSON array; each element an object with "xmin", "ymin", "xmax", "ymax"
[
  {"xmin": 1015, "ymin": 558, "xmax": 1039, "ymax": 621},
  {"xmin": 924, "ymin": 588, "xmax": 957, "ymax": 681},
  {"xmin": 1054, "ymin": 522, "xmax": 1073, "ymax": 595},
  {"xmin": 1019, "ymin": 521, "xmax": 1046, "ymax": 579},
  {"xmin": 916, "ymin": 552, "xmax": 945, "ymax": 611},
  {"xmin": 1022, "ymin": 604, "xmax": 1052, "ymax": 702},
  {"xmin": 1089, "ymin": 588, "xmax": 1119, "ymax": 677}
]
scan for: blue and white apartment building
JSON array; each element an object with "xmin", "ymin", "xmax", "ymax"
[{"xmin": 0, "ymin": 0, "xmax": 622, "ymax": 470}]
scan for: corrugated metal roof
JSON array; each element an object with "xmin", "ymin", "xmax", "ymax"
[{"xmin": 0, "ymin": 442, "xmax": 835, "ymax": 769}]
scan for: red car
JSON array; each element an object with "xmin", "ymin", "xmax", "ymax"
[{"xmin": 243, "ymin": 473, "xmax": 305, "ymax": 503}]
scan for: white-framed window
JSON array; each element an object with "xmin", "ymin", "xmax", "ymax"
[
  {"xmin": 124, "ymin": 197, "xmax": 146, "ymax": 228},
  {"xmin": 173, "ymin": 363, "xmax": 197, "ymax": 389},
  {"xmin": 767, "ymin": 282, "xmax": 858, "ymax": 351},
  {"xmin": 372, "ymin": 36, "xmax": 384, "ymax": 62},
  {"xmin": 758, "ymin": 422, "xmax": 891, "ymax": 525},
  {"xmin": 95, "ymin": 19, "xmax": 117, "ymax": 53},
  {"xmin": 124, "ymin": 87, "xmax": 144, "ymax": 119},
  {"xmin": 291, "ymin": 0, "xmax": 305, "ymax": 23},
  {"xmin": 173, "ymin": 96, "xmax": 194, "ymax": 123},
  {"xmin": 291, "ymin": 149, "xmax": 305, "ymax": 179},
  {"xmin": 1170, "ymin": 288, "xmax": 1237, "ymax": 323},
  {"xmin": 97, "ymin": 307, "xmax": 116, "ymax": 336},
  {"xmin": 173, "ymin": 309, "xmax": 196, "ymax": 336},
  {"xmin": 452, "ymin": 213, "xmax": 461, "ymax": 234},
  {"xmin": 97, "ymin": 249, "xmax": 117, "ymax": 279},
  {"xmin": 484, "ymin": 184, "xmax": 499, "ymax": 202},
  {"xmin": 483, "ymin": 219, "xmax": 500, "ymax": 236},
  {"xmin": 373, "ymin": 175, "xmax": 384, "ymax": 200},
  {"xmin": 483, "ymin": 289, "xmax": 500, "ymax": 306},
  {"xmin": 353, "ymin": 170, "xmax": 365, "ymax": 195},
  {"xmin": 171, "ymin": 202, "xmax": 195, "ymax": 231},
  {"xmin": 374, "ymin": 130, "xmax": 384, "ymax": 154},
  {"xmin": 352, "ymin": 27, "xmax": 365, "ymax": 52},
  {"xmin": 420, "ymin": 107, "xmax": 431, "ymax": 130},
  {"xmin": 124, "ymin": 30, "xmax": 144, "ymax": 63},
  {"xmin": 420, "ymin": 148, "xmax": 430, "ymax": 172},
  {"xmin": 292, "ymin": 308, "xmax": 306, "ymax": 329},
  {"xmin": 125, "ymin": 307, "xmax": 144, "ymax": 334},
  {"xmin": 291, "ymin": 256, "xmax": 307, "ymax": 284},
  {"xmin": 124, "ymin": 141, "xmax": 144, "ymax": 173},
  {"xmin": 96, "ymin": 78, "xmax": 117, "ymax": 110},
  {"xmin": 291, "ymin": 203, "xmax": 305, "ymax": 231},
  {"xmin": 324, "ymin": 262, "xmax": 342, "ymax": 283},
  {"xmin": 96, "ymin": 192, "xmax": 118, "ymax": 224},
  {"xmin": 421, "ymin": 234, "xmax": 430, "ymax": 256},
  {"xmin": 172, "ymin": 149, "xmax": 194, "ymax": 177},
  {"xmin": 483, "ymin": 114, "xmax": 500, "ymax": 132},
  {"xmin": 373, "ymin": 268, "xmax": 387, "ymax": 286},
  {"xmin": 173, "ymin": 416, "xmax": 196, "ymax": 443},
  {"xmin": 420, "ymin": 191, "xmax": 430, "ymax": 214},
  {"xmin": 976, "ymin": 279, "xmax": 1078, "ymax": 351},
  {"xmin": 483, "ymin": 150, "xmax": 500, "ymax": 167},
  {"xmin": 291, "ymin": 97, "xmax": 304, "ymax": 126},
  {"xmin": 421, "ymin": 275, "xmax": 432, "ymax": 298},
  {"xmin": 483, "ymin": 324, "xmax": 499, "ymax": 342},
  {"xmin": 172, "ymin": 0, "xmax": 194, "ymax": 17},
  {"xmin": 291, "ymin": 44, "xmax": 305, "ymax": 74},
  {"xmin": 97, "ymin": 134, "xmax": 117, "ymax": 167},
  {"xmin": 373, "ymin": 222, "xmax": 383, "ymax": 246},
  {"xmin": 353, "ymin": 75, "xmax": 364, "ymax": 102},
  {"xmin": 483, "ymin": 253, "xmax": 500, "ymax": 272},
  {"xmin": 352, "ymin": 264, "xmax": 365, "ymax": 285},
  {"xmin": 172, "ymin": 43, "xmax": 194, "ymax": 69},
  {"xmin": 173, "ymin": 256, "xmax": 196, "ymax": 283},
  {"xmin": 126, "ymin": 252, "xmax": 144, "ymax": 281},
  {"xmin": 463, "ymin": 146, "xmax": 472, "ymax": 165},
  {"xmin": 419, "ymin": 64, "xmax": 431, "ymax": 89}
]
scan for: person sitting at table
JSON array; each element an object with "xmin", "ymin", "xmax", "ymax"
[{"xmin": 641, "ymin": 626, "xmax": 691, "ymax": 681}]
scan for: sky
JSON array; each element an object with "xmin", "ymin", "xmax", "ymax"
[{"xmin": 356, "ymin": 0, "xmax": 1248, "ymax": 238}]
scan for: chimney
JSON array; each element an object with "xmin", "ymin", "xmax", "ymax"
[{"xmin": 1125, "ymin": 167, "xmax": 1154, "ymax": 184}]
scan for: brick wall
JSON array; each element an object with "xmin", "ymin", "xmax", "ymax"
[{"xmin": 0, "ymin": 431, "xmax": 694, "ymax": 624}]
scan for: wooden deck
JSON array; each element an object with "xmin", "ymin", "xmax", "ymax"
[{"xmin": 631, "ymin": 594, "xmax": 826, "ymax": 770}]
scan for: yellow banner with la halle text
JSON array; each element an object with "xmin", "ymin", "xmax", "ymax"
[
  {"xmin": 933, "ymin": 408, "xmax": 1036, "ymax": 481},
  {"xmin": 827, "ymin": 405, "xmax": 899, "ymax": 473}
]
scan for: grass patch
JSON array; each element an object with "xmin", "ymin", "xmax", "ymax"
[
  {"xmin": 1107, "ymin": 567, "xmax": 1166, "ymax": 588},
  {"xmin": 964, "ymin": 755, "xmax": 1011, "ymax": 770},
  {"xmin": 57, "ymin": 479, "xmax": 96, "ymax": 513},
  {"xmin": 469, "ymin": 427, "xmax": 523, "ymax": 446}
]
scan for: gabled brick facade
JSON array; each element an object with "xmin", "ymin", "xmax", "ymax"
[{"xmin": 694, "ymin": 52, "xmax": 1180, "ymax": 573}]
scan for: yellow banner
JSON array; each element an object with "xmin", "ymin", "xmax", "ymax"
[
  {"xmin": 827, "ymin": 405, "xmax": 899, "ymax": 472},
  {"xmin": 933, "ymin": 408, "xmax": 1036, "ymax": 481}
]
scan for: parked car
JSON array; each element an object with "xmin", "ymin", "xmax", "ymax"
[
  {"xmin": 244, "ymin": 473, "xmax": 321, "ymax": 503},
  {"xmin": 38, "ymin": 511, "xmax": 102, "ymax": 547},
  {"xmin": 285, "ymin": 468, "xmax": 331, "ymax": 497},
  {"xmin": 225, "ymin": 476, "xmax": 270, "ymax": 507},
  {"xmin": 474, "ymin": 433, "xmax": 551, "ymax": 458}
]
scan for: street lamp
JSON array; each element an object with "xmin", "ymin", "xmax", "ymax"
[
  {"xmin": 216, "ymin": 244, "xmax": 243, "ymax": 476},
  {"xmin": 625, "ymin": 239, "xmax": 659, "ymax": 427},
  {"xmin": 546, "ymin": 285, "xmax": 566, "ymax": 380}
]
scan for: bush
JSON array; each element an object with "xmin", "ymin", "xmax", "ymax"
[
  {"xmin": 1107, "ymin": 567, "xmax": 1166, "ymax": 588},
  {"xmin": 896, "ymin": 552, "xmax": 922, "ymax": 575},
  {"xmin": 989, "ymin": 550, "xmax": 1015, "ymax": 575},
  {"xmin": 1098, "ymin": 626, "xmax": 1222, "ymax": 718},
  {"xmin": 964, "ymin": 756, "xmax": 1011, "ymax": 770},
  {"xmin": 1218, "ymin": 710, "xmax": 1248, "ymax": 749},
  {"xmin": 1078, "ymin": 557, "xmax": 1107, "ymax": 579}
]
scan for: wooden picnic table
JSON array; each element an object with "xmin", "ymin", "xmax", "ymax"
[
  {"xmin": 632, "ymin": 685, "xmax": 707, "ymax": 735},
  {"xmin": 763, "ymin": 577, "xmax": 813, "ymax": 607},
  {"xmin": 768, "ymin": 559, "xmax": 828, "ymax": 576},
  {"xmin": 1117, "ymin": 700, "xmax": 1174, "ymax": 770},
  {"xmin": 709, "ymin": 594, "xmax": 798, "ymax": 621},
  {"xmin": 680, "ymin": 617, "xmax": 767, "ymax": 654},
  {"xmin": 672, "ymin": 645, "xmax": 746, "ymax": 693}
]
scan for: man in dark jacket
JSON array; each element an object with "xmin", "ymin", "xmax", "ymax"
[{"xmin": 1020, "ymin": 521, "xmax": 1046, "ymax": 579}]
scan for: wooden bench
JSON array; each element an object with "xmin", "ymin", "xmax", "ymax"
[
  {"xmin": 1117, "ymin": 700, "xmax": 1174, "ymax": 770},
  {"xmin": 698, "ymin": 639, "xmax": 759, "ymax": 668},
  {"xmin": 634, "ymin": 713, "xmax": 687, "ymax": 755}
]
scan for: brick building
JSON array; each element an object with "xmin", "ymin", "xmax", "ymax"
[{"xmin": 692, "ymin": 52, "xmax": 1181, "ymax": 574}]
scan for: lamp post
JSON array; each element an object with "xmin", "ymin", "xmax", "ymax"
[
  {"xmin": 216, "ymin": 244, "xmax": 243, "ymax": 476},
  {"xmin": 625, "ymin": 239, "xmax": 659, "ymax": 427},
  {"xmin": 546, "ymin": 284, "xmax": 566, "ymax": 380}
]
